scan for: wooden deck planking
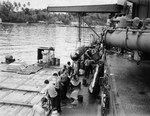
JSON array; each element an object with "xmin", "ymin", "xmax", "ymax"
[
  {"xmin": 24, "ymin": 79, "xmax": 45, "ymax": 86},
  {"xmin": 38, "ymin": 67, "xmax": 60, "ymax": 75},
  {"xmin": 13, "ymin": 93, "xmax": 38, "ymax": 116},
  {"xmin": 0, "ymin": 90, "xmax": 9, "ymax": 98},
  {"xmin": 15, "ymin": 107, "xmax": 31, "ymax": 116},
  {"xmin": 0, "ymin": 64, "xmax": 7, "ymax": 70},
  {"xmin": 0, "ymin": 76, "xmax": 7, "ymax": 82},
  {"xmin": 0, "ymin": 77, "xmax": 33, "ymax": 101},
  {"xmin": 2, "ymin": 91, "xmax": 34, "ymax": 103},
  {"xmin": 0, "ymin": 83, "xmax": 19, "ymax": 88},
  {"xmin": 2, "ymin": 78, "xmax": 27, "ymax": 84},
  {"xmin": 0, "ymin": 71, "xmax": 29, "ymax": 79},
  {"xmin": 0, "ymin": 105, "xmax": 20, "ymax": 115},
  {"xmin": 26, "ymin": 110, "xmax": 33, "ymax": 116},
  {"xmin": 29, "ymin": 94, "xmax": 43, "ymax": 105},
  {"xmin": 32, "ymin": 74, "xmax": 51, "ymax": 80},
  {"xmin": 0, "ymin": 71, "xmax": 18, "ymax": 77},
  {"xmin": 17, "ymin": 85, "xmax": 42, "ymax": 92},
  {"xmin": 0, "ymin": 65, "xmax": 61, "ymax": 116}
]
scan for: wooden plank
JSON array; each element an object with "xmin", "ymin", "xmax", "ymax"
[
  {"xmin": 47, "ymin": 4, "xmax": 123, "ymax": 13},
  {"xmin": 30, "ymin": 94, "xmax": 43, "ymax": 105},
  {"xmin": 0, "ymin": 87, "xmax": 40, "ymax": 93},
  {"xmin": 0, "ymin": 104, "xmax": 4, "ymax": 108},
  {"xmin": 13, "ymin": 74, "xmax": 30, "ymax": 79},
  {"xmin": 0, "ymin": 73, "xmax": 36, "ymax": 100},
  {"xmin": 0, "ymin": 101, "xmax": 32, "ymax": 107},
  {"xmin": 0, "ymin": 76, "xmax": 7, "ymax": 83},
  {"xmin": 2, "ymin": 91, "xmax": 33, "ymax": 103},
  {"xmin": 14, "ymin": 93, "xmax": 37, "ymax": 116},
  {"xmin": 26, "ymin": 110, "xmax": 33, "ymax": 116},
  {"xmin": 24, "ymin": 79, "xmax": 44, "ymax": 86},
  {"xmin": 25, "ymin": 93, "xmax": 39, "ymax": 104},
  {"xmin": 38, "ymin": 68, "xmax": 60, "ymax": 75},
  {"xmin": 15, "ymin": 107, "xmax": 31, "ymax": 116},
  {"xmin": 0, "ymin": 65, "xmax": 60, "ymax": 116},
  {"xmin": 0, "ymin": 64, "xmax": 7, "ymax": 70},
  {"xmin": 2, "ymin": 78, "xmax": 26, "ymax": 84},
  {"xmin": 0, "ymin": 104, "xmax": 20, "ymax": 115},
  {"xmin": 17, "ymin": 85, "xmax": 41, "ymax": 92},
  {"xmin": 0, "ymin": 83, "xmax": 19, "ymax": 89},
  {"xmin": 0, "ymin": 76, "xmax": 9, "ymax": 83},
  {"xmin": 0, "ymin": 90, "xmax": 9, "ymax": 98},
  {"xmin": 32, "ymin": 74, "xmax": 52, "ymax": 80},
  {"xmin": 0, "ymin": 71, "xmax": 17, "ymax": 77}
]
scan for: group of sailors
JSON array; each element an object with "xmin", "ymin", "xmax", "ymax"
[
  {"xmin": 32, "ymin": 41, "xmax": 104, "ymax": 116},
  {"xmin": 32, "ymin": 61, "xmax": 81, "ymax": 116}
]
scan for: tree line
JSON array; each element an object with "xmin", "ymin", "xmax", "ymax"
[{"xmin": 0, "ymin": 1, "xmax": 108, "ymax": 25}]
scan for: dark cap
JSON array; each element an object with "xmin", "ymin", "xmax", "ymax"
[{"xmin": 44, "ymin": 80, "xmax": 49, "ymax": 84}]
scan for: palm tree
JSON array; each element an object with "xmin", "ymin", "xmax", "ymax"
[
  {"xmin": 27, "ymin": 2, "xmax": 30, "ymax": 7},
  {"xmin": 13, "ymin": 2, "xmax": 18, "ymax": 11},
  {"xmin": 23, "ymin": 4, "xmax": 26, "ymax": 8},
  {"xmin": 13, "ymin": 2, "xmax": 17, "ymax": 8},
  {"xmin": 18, "ymin": 2, "xmax": 21, "ymax": 8}
]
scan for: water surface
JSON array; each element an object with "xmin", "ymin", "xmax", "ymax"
[{"xmin": 0, "ymin": 23, "xmax": 100, "ymax": 65}]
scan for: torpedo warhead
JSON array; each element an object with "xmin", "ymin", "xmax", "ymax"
[{"xmin": 70, "ymin": 52, "xmax": 80, "ymax": 61}]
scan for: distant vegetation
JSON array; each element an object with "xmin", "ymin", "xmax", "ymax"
[{"xmin": 0, "ymin": 1, "xmax": 108, "ymax": 25}]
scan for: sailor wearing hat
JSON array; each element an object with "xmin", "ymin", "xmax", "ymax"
[{"xmin": 41, "ymin": 79, "xmax": 61, "ymax": 113}]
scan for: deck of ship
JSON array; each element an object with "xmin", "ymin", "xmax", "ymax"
[
  {"xmin": 0, "ymin": 62, "xmax": 103, "ymax": 116},
  {"xmin": 0, "ymin": 63, "xmax": 61, "ymax": 116},
  {"xmin": 107, "ymin": 54, "xmax": 150, "ymax": 116}
]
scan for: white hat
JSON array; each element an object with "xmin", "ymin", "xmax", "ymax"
[
  {"xmin": 70, "ymin": 78, "xmax": 80, "ymax": 86},
  {"xmin": 51, "ymin": 110, "xmax": 59, "ymax": 116}
]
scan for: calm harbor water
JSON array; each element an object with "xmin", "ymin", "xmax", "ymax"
[{"xmin": 0, "ymin": 23, "xmax": 100, "ymax": 65}]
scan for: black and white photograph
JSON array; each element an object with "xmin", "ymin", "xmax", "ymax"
[{"xmin": 0, "ymin": 0, "xmax": 150, "ymax": 116}]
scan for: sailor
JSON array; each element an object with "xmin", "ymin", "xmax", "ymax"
[
  {"xmin": 132, "ymin": 17, "xmax": 140, "ymax": 29},
  {"xmin": 84, "ymin": 48, "xmax": 92, "ymax": 60},
  {"xmin": 66, "ymin": 61, "xmax": 73, "ymax": 76},
  {"xmin": 106, "ymin": 15, "xmax": 111, "ymax": 27},
  {"xmin": 117, "ymin": 15, "xmax": 127, "ymax": 29},
  {"xmin": 41, "ymin": 79, "xmax": 61, "ymax": 113},
  {"xmin": 61, "ymin": 65, "xmax": 67, "ymax": 74},
  {"xmin": 59, "ymin": 71, "xmax": 69, "ymax": 100},
  {"xmin": 32, "ymin": 97, "xmax": 49, "ymax": 116},
  {"xmin": 72, "ymin": 61, "xmax": 79, "ymax": 76},
  {"xmin": 84, "ymin": 58, "xmax": 94, "ymax": 78},
  {"xmin": 52, "ymin": 73, "xmax": 61, "ymax": 111},
  {"xmin": 84, "ymin": 58, "xmax": 90, "ymax": 79},
  {"xmin": 70, "ymin": 74, "xmax": 81, "ymax": 90}
]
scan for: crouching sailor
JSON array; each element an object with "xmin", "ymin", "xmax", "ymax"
[
  {"xmin": 32, "ymin": 96, "xmax": 49, "ymax": 116},
  {"xmin": 41, "ymin": 79, "xmax": 61, "ymax": 113}
]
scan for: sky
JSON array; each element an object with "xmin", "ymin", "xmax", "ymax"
[{"xmin": 1, "ymin": 0, "xmax": 126, "ymax": 9}]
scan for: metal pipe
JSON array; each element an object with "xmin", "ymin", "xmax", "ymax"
[
  {"xmin": 0, "ymin": 87, "xmax": 40, "ymax": 93},
  {"xmin": 0, "ymin": 101, "xmax": 33, "ymax": 107},
  {"xmin": 105, "ymin": 29, "xmax": 150, "ymax": 52}
]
